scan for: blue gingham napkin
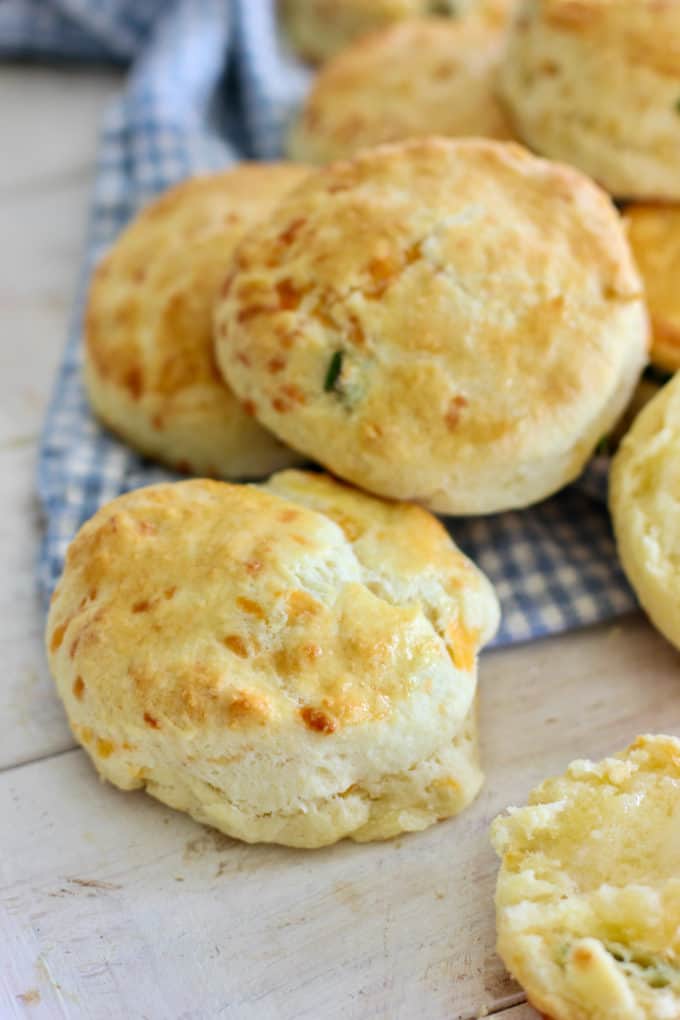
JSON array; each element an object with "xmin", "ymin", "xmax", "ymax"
[{"xmin": 2, "ymin": 0, "xmax": 636, "ymax": 645}]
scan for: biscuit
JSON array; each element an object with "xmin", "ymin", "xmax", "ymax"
[
  {"xmin": 499, "ymin": 0, "xmax": 680, "ymax": 201},
  {"xmin": 287, "ymin": 17, "xmax": 513, "ymax": 165},
  {"xmin": 491, "ymin": 735, "xmax": 680, "ymax": 1020},
  {"xmin": 46, "ymin": 471, "xmax": 500, "ymax": 848},
  {"xmin": 610, "ymin": 373, "xmax": 680, "ymax": 652},
  {"xmin": 280, "ymin": 0, "xmax": 513, "ymax": 64},
  {"xmin": 214, "ymin": 138, "xmax": 648, "ymax": 515},
  {"xmin": 627, "ymin": 205, "xmax": 680, "ymax": 374},
  {"xmin": 85, "ymin": 166, "xmax": 310, "ymax": 479}
]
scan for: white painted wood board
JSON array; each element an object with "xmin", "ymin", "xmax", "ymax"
[
  {"xmin": 2, "ymin": 616, "xmax": 678, "ymax": 1019},
  {"xmin": 2, "ymin": 65, "xmax": 679, "ymax": 1020}
]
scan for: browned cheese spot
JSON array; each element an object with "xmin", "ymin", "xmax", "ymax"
[
  {"xmin": 50, "ymin": 622, "xmax": 67, "ymax": 653},
  {"xmin": 300, "ymin": 706, "xmax": 337, "ymax": 734},
  {"xmin": 267, "ymin": 356, "xmax": 286, "ymax": 374},
  {"xmin": 279, "ymin": 218, "xmax": 307, "ymax": 247},
  {"xmin": 236, "ymin": 596, "xmax": 266, "ymax": 620},
  {"xmin": 280, "ymin": 383, "xmax": 306, "ymax": 406},
  {"xmin": 276, "ymin": 278, "xmax": 303, "ymax": 311},
  {"xmin": 237, "ymin": 304, "xmax": 275, "ymax": 324},
  {"xmin": 124, "ymin": 367, "xmax": 143, "ymax": 400},
  {"xmin": 287, "ymin": 590, "xmax": 322, "ymax": 621},
  {"xmin": 223, "ymin": 634, "xmax": 249, "ymax": 658},
  {"xmin": 445, "ymin": 394, "xmax": 469, "ymax": 429}
]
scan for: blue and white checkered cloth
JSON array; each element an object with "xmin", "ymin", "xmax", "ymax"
[{"xmin": 2, "ymin": 0, "xmax": 637, "ymax": 645}]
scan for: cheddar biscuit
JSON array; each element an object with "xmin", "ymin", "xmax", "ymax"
[
  {"xmin": 499, "ymin": 0, "xmax": 680, "ymax": 201},
  {"xmin": 492, "ymin": 735, "xmax": 680, "ymax": 1020},
  {"xmin": 85, "ymin": 166, "xmax": 309, "ymax": 479},
  {"xmin": 214, "ymin": 138, "xmax": 647, "ymax": 514},
  {"xmin": 287, "ymin": 17, "xmax": 512, "ymax": 164},
  {"xmin": 627, "ymin": 204, "xmax": 680, "ymax": 374},
  {"xmin": 280, "ymin": 0, "xmax": 512, "ymax": 64},
  {"xmin": 46, "ymin": 471, "xmax": 499, "ymax": 848},
  {"xmin": 610, "ymin": 373, "xmax": 680, "ymax": 651}
]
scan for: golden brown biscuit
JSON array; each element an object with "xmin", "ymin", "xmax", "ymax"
[
  {"xmin": 46, "ymin": 471, "xmax": 500, "ymax": 848},
  {"xmin": 499, "ymin": 0, "xmax": 680, "ymax": 201},
  {"xmin": 610, "ymin": 372, "xmax": 680, "ymax": 652},
  {"xmin": 214, "ymin": 138, "xmax": 648, "ymax": 515},
  {"xmin": 492, "ymin": 735, "xmax": 680, "ymax": 1020},
  {"xmin": 287, "ymin": 17, "xmax": 513, "ymax": 164},
  {"xmin": 85, "ymin": 166, "xmax": 310, "ymax": 479},
  {"xmin": 280, "ymin": 0, "xmax": 514, "ymax": 64},
  {"xmin": 627, "ymin": 204, "xmax": 680, "ymax": 374}
]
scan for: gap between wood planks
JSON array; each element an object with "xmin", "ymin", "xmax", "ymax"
[
  {"xmin": 478, "ymin": 994, "xmax": 530, "ymax": 1017},
  {"xmin": 0, "ymin": 743, "xmax": 76, "ymax": 776}
]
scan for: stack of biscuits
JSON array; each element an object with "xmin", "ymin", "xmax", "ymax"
[{"xmin": 46, "ymin": 2, "xmax": 680, "ymax": 1014}]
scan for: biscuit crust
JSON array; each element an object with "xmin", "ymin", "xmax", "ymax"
[
  {"xmin": 46, "ymin": 472, "xmax": 499, "ymax": 847},
  {"xmin": 287, "ymin": 17, "xmax": 513, "ymax": 165},
  {"xmin": 610, "ymin": 373, "xmax": 680, "ymax": 651},
  {"xmin": 85, "ymin": 166, "xmax": 309, "ymax": 479},
  {"xmin": 492, "ymin": 735, "xmax": 680, "ymax": 1020},
  {"xmin": 499, "ymin": 0, "xmax": 680, "ymax": 201},
  {"xmin": 280, "ymin": 0, "xmax": 511, "ymax": 64},
  {"xmin": 627, "ymin": 204, "xmax": 680, "ymax": 374},
  {"xmin": 214, "ymin": 138, "xmax": 648, "ymax": 514}
]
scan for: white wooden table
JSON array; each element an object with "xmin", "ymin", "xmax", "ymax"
[{"xmin": 1, "ymin": 65, "xmax": 679, "ymax": 1020}]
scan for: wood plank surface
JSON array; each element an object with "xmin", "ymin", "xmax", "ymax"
[
  {"xmin": 2, "ymin": 616, "xmax": 678, "ymax": 1019},
  {"xmin": 0, "ymin": 443, "xmax": 74, "ymax": 769},
  {"xmin": 0, "ymin": 66, "xmax": 120, "ymax": 444},
  {"xmin": 2, "ymin": 65, "xmax": 679, "ymax": 1020},
  {"xmin": 0, "ymin": 67, "xmax": 119, "ymax": 768}
]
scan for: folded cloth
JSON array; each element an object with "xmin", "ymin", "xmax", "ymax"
[{"xmin": 2, "ymin": 0, "xmax": 635, "ymax": 645}]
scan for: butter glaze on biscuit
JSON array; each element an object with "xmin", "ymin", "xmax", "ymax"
[
  {"xmin": 46, "ymin": 471, "xmax": 499, "ymax": 847},
  {"xmin": 214, "ymin": 138, "xmax": 648, "ymax": 514},
  {"xmin": 85, "ymin": 166, "xmax": 309, "ymax": 479},
  {"xmin": 492, "ymin": 735, "xmax": 680, "ymax": 1020}
]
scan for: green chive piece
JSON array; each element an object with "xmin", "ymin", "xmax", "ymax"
[
  {"xmin": 595, "ymin": 436, "xmax": 611, "ymax": 457},
  {"xmin": 324, "ymin": 351, "xmax": 343, "ymax": 392}
]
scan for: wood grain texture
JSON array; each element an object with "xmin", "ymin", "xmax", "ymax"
[
  {"xmin": 0, "ymin": 444, "xmax": 74, "ymax": 769},
  {"xmin": 492, "ymin": 1005, "xmax": 539, "ymax": 1020},
  {"xmin": 2, "ymin": 66, "xmax": 680, "ymax": 1020},
  {"xmin": 1, "ymin": 617, "xmax": 678, "ymax": 1019},
  {"xmin": 0, "ymin": 68, "xmax": 120, "ymax": 444},
  {"xmin": 0, "ymin": 67, "xmax": 120, "ymax": 768}
]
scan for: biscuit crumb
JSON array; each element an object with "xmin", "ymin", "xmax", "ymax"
[{"xmin": 16, "ymin": 989, "xmax": 40, "ymax": 1005}]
